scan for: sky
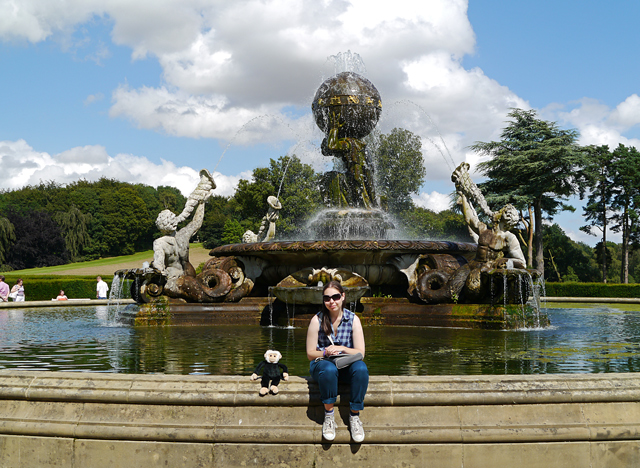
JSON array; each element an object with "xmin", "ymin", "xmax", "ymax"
[{"xmin": 1, "ymin": 0, "xmax": 640, "ymax": 246}]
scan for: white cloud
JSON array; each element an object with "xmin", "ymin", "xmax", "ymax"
[
  {"xmin": 0, "ymin": 0, "xmax": 535, "ymax": 173},
  {"xmin": 84, "ymin": 92, "xmax": 104, "ymax": 106},
  {"xmin": 0, "ymin": 139, "xmax": 243, "ymax": 197},
  {"xmin": 412, "ymin": 191, "xmax": 451, "ymax": 212},
  {"xmin": 545, "ymin": 98, "xmax": 640, "ymax": 148},
  {"xmin": 610, "ymin": 94, "xmax": 640, "ymax": 129}
]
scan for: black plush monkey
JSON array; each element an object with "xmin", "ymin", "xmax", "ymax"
[{"xmin": 251, "ymin": 349, "xmax": 289, "ymax": 396}]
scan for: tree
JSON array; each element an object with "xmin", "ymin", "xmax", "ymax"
[
  {"xmin": 472, "ymin": 108, "xmax": 586, "ymax": 275},
  {"xmin": 370, "ymin": 128, "xmax": 426, "ymax": 213},
  {"xmin": 610, "ymin": 144, "xmax": 640, "ymax": 283},
  {"xmin": 543, "ymin": 223, "xmax": 599, "ymax": 282},
  {"xmin": 91, "ymin": 183, "xmax": 154, "ymax": 256},
  {"xmin": 5, "ymin": 209, "xmax": 69, "ymax": 270},
  {"xmin": 53, "ymin": 205, "xmax": 93, "ymax": 261},
  {"xmin": 221, "ymin": 219, "xmax": 245, "ymax": 245},
  {"xmin": 200, "ymin": 195, "xmax": 235, "ymax": 249},
  {"xmin": 580, "ymin": 145, "xmax": 615, "ymax": 282},
  {"xmin": 594, "ymin": 241, "xmax": 615, "ymax": 281},
  {"xmin": 0, "ymin": 216, "xmax": 16, "ymax": 266},
  {"xmin": 233, "ymin": 155, "xmax": 322, "ymax": 238},
  {"xmin": 399, "ymin": 207, "xmax": 470, "ymax": 241}
]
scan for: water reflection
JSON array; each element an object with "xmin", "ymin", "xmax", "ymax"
[{"xmin": 0, "ymin": 306, "xmax": 639, "ymax": 375}]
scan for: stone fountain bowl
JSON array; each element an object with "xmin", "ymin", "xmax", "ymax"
[
  {"xmin": 210, "ymin": 240, "xmax": 476, "ymax": 266},
  {"xmin": 210, "ymin": 239, "xmax": 477, "ymax": 287}
]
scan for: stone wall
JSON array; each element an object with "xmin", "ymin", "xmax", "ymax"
[{"xmin": 0, "ymin": 370, "xmax": 639, "ymax": 467}]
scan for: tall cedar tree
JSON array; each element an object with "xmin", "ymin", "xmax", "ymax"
[
  {"xmin": 610, "ymin": 144, "xmax": 640, "ymax": 283},
  {"xmin": 472, "ymin": 108, "xmax": 586, "ymax": 275},
  {"xmin": 580, "ymin": 145, "xmax": 615, "ymax": 283}
]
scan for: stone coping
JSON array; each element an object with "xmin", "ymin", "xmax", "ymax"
[
  {"xmin": 1, "ymin": 370, "xmax": 640, "ymax": 449},
  {"xmin": 1, "ymin": 370, "xmax": 640, "ymax": 407}
]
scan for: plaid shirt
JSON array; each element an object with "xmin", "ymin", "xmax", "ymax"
[{"xmin": 316, "ymin": 309, "xmax": 355, "ymax": 350}]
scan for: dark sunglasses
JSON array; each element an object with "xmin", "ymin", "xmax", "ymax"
[{"xmin": 323, "ymin": 293, "xmax": 342, "ymax": 302}]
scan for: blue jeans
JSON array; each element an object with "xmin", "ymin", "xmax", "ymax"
[{"xmin": 309, "ymin": 359, "xmax": 369, "ymax": 411}]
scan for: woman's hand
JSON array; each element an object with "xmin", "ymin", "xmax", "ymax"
[{"xmin": 324, "ymin": 345, "xmax": 343, "ymax": 356}]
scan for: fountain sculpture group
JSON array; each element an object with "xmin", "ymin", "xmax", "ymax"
[{"xmin": 117, "ymin": 71, "xmax": 547, "ymax": 329}]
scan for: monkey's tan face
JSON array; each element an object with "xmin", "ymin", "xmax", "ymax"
[{"xmin": 267, "ymin": 352, "xmax": 279, "ymax": 363}]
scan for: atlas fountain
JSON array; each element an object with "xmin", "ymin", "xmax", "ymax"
[{"xmin": 117, "ymin": 70, "xmax": 548, "ymax": 330}]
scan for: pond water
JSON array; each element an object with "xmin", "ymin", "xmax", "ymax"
[{"xmin": 1, "ymin": 305, "xmax": 640, "ymax": 376}]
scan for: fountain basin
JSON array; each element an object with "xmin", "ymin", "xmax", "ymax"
[
  {"xmin": 209, "ymin": 239, "xmax": 476, "ymax": 287},
  {"xmin": 1, "ymin": 369, "xmax": 639, "ymax": 467}
]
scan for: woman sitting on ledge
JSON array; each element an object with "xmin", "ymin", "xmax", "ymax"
[
  {"xmin": 306, "ymin": 280, "xmax": 368, "ymax": 443},
  {"xmin": 56, "ymin": 290, "xmax": 68, "ymax": 301}
]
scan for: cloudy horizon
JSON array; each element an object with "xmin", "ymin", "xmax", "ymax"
[{"xmin": 2, "ymin": 0, "xmax": 640, "ymax": 245}]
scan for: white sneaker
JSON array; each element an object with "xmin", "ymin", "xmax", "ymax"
[
  {"xmin": 349, "ymin": 414, "xmax": 365, "ymax": 443},
  {"xmin": 322, "ymin": 412, "xmax": 336, "ymax": 441}
]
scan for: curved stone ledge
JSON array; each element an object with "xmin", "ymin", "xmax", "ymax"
[
  {"xmin": 2, "ymin": 370, "xmax": 640, "ymax": 466},
  {"xmin": 2, "ymin": 371, "xmax": 640, "ymax": 407}
]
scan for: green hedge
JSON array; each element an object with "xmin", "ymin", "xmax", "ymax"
[
  {"xmin": 0, "ymin": 275, "xmax": 131, "ymax": 302},
  {"xmin": 545, "ymin": 282, "xmax": 640, "ymax": 298}
]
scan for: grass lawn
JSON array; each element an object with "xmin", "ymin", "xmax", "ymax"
[{"xmin": 8, "ymin": 243, "xmax": 212, "ymax": 277}]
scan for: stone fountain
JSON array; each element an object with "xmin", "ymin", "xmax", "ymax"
[{"xmin": 117, "ymin": 71, "xmax": 548, "ymax": 330}]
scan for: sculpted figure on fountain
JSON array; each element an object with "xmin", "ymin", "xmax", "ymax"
[
  {"xmin": 416, "ymin": 163, "xmax": 529, "ymax": 304},
  {"xmin": 242, "ymin": 196, "xmax": 282, "ymax": 243},
  {"xmin": 151, "ymin": 169, "xmax": 216, "ymax": 301},
  {"xmin": 452, "ymin": 162, "xmax": 526, "ymax": 270},
  {"xmin": 321, "ymin": 111, "xmax": 376, "ymax": 209}
]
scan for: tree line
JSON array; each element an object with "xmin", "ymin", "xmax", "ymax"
[{"xmin": 1, "ymin": 118, "xmax": 639, "ymax": 284}]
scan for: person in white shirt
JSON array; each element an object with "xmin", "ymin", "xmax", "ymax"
[{"xmin": 96, "ymin": 276, "xmax": 109, "ymax": 299}]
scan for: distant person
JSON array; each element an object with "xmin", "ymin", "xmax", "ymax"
[
  {"xmin": 10, "ymin": 279, "xmax": 25, "ymax": 302},
  {"xmin": 0, "ymin": 275, "xmax": 8, "ymax": 302},
  {"xmin": 96, "ymin": 276, "xmax": 109, "ymax": 299},
  {"xmin": 56, "ymin": 290, "xmax": 68, "ymax": 301}
]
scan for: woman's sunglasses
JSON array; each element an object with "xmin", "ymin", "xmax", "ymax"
[{"xmin": 322, "ymin": 293, "xmax": 342, "ymax": 302}]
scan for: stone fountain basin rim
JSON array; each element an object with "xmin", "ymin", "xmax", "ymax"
[{"xmin": 210, "ymin": 240, "xmax": 477, "ymax": 257}]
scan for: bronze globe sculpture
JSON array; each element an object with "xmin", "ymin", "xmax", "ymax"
[
  {"xmin": 312, "ymin": 71, "xmax": 382, "ymax": 140},
  {"xmin": 312, "ymin": 72, "xmax": 382, "ymax": 209}
]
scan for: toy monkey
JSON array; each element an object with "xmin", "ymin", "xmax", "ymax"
[{"xmin": 251, "ymin": 349, "xmax": 289, "ymax": 396}]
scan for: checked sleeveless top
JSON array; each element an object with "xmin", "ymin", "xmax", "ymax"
[{"xmin": 316, "ymin": 309, "xmax": 355, "ymax": 350}]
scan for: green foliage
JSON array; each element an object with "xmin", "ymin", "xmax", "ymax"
[
  {"xmin": 0, "ymin": 216, "xmax": 16, "ymax": 265},
  {"xmin": 543, "ymin": 223, "xmax": 599, "ymax": 282},
  {"xmin": 5, "ymin": 209, "xmax": 69, "ymax": 270},
  {"xmin": 221, "ymin": 218, "xmax": 245, "ymax": 245},
  {"xmin": 399, "ymin": 207, "xmax": 471, "ymax": 241},
  {"xmin": 200, "ymin": 195, "xmax": 235, "ymax": 249},
  {"xmin": 232, "ymin": 155, "xmax": 322, "ymax": 238},
  {"xmin": 53, "ymin": 205, "xmax": 92, "ymax": 261},
  {"xmin": 370, "ymin": 128, "xmax": 426, "ymax": 213},
  {"xmin": 545, "ymin": 282, "xmax": 640, "ymax": 298}
]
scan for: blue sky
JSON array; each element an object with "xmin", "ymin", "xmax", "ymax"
[{"xmin": 1, "ymin": 0, "xmax": 639, "ymax": 246}]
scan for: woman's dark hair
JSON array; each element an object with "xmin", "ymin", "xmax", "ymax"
[{"xmin": 320, "ymin": 281, "xmax": 344, "ymax": 337}]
